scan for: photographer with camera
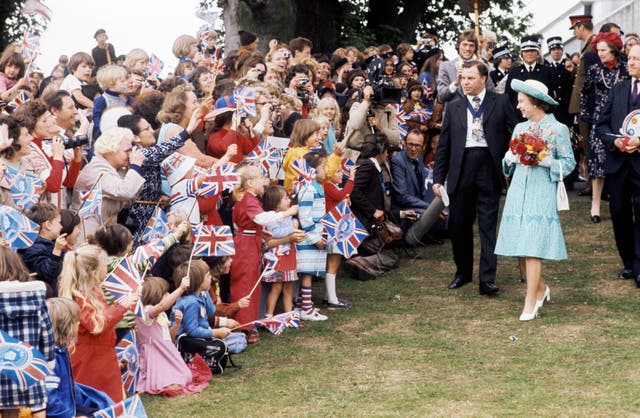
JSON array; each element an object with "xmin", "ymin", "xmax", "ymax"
[
  {"xmin": 345, "ymin": 84, "xmax": 401, "ymax": 150},
  {"xmin": 13, "ymin": 99, "xmax": 84, "ymax": 209},
  {"xmin": 284, "ymin": 64, "xmax": 317, "ymax": 117}
]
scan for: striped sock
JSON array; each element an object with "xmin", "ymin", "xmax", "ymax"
[{"xmin": 301, "ymin": 286, "xmax": 313, "ymax": 313}]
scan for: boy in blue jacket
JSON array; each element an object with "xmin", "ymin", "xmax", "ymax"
[{"xmin": 20, "ymin": 203, "xmax": 68, "ymax": 297}]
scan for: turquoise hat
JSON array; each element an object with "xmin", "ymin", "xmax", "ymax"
[{"xmin": 510, "ymin": 79, "xmax": 558, "ymax": 106}]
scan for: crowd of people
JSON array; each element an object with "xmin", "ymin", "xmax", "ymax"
[{"xmin": 0, "ymin": 12, "xmax": 638, "ymax": 416}]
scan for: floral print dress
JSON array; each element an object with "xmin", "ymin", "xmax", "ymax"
[{"xmin": 580, "ymin": 60, "xmax": 628, "ymax": 178}]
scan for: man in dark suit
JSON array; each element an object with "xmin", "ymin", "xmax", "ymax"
[
  {"xmin": 596, "ymin": 44, "xmax": 640, "ymax": 285},
  {"xmin": 546, "ymin": 36, "xmax": 574, "ymax": 127},
  {"xmin": 433, "ymin": 61, "xmax": 518, "ymax": 295},
  {"xmin": 391, "ymin": 129, "xmax": 444, "ymax": 246},
  {"xmin": 505, "ymin": 35, "xmax": 553, "ymax": 113}
]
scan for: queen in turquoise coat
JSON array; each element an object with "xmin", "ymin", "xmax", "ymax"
[{"xmin": 495, "ymin": 79, "xmax": 576, "ymax": 322}]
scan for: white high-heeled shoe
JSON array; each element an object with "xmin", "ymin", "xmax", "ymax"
[
  {"xmin": 519, "ymin": 304, "xmax": 539, "ymax": 321},
  {"xmin": 535, "ymin": 286, "xmax": 551, "ymax": 309}
]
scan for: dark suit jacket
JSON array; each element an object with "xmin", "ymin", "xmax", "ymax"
[
  {"xmin": 390, "ymin": 151, "xmax": 428, "ymax": 213},
  {"xmin": 433, "ymin": 91, "xmax": 518, "ymax": 194},
  {"xmin": 596, "ymin": 78, "xmax": 640, "ymax": 175},
  {"xmin": 350, "ymin": 158, "xmax": 386, "ymax": 232}
]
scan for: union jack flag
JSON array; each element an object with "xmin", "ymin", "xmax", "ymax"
[
  {"xmin": 140, "ymin": 206, "xmax": 169, "ymax": 244},
  {"xmin": 193, "ymin": 224, "xmax": 235, "ymax": 257},
  {"xmin": 291, "ymin": 157, "xmax": 317, "ymax": 196},
  {"xmin": 93, "ymin": 394, "xmax": 148, "ymax": 418},
  {"xmin": 4, "ymin": 165, "xmax": 43, "ymax": 210},
  {"xmin": 233, "ymin": 87, "xmax": 257, "ymax": 117},
  {"xmin": 116, "ymin": 330, "xmax": 140, "ymax": 393},
  {"xmin": 5, "ymin": 89, "xmax": 30, "ymax": 113},
  {"xmin": 132, "ymin": 239, "xmax": 167, "ymax": 270},
  {"xmin": 0, "ymin": 330, "xmax": 50, "ymax": 391},
  {"xmin": 340, "ymin": 157, "xmax": 356, "ymax": 176},
  {"xmin": 404, "ymin": 108, "xmax": 432, "ymax": 125},
  {"xmin": 245, "ymin": 139, "xmax": 279, "ymax": 176},
  {"xmin": 0, "ymin": 204, "xmax": 39, "ymax": 249},
  {"xmin": 197, "ymin": 23, "xmax": 212, "ymax": 50},
  {"xmin": 198, "ymin": 164, "xmax": 240, "ymax": 197},
  {"xmin": 252, "ymin": 311, "xmax": 301, "ymax": 336},
  {"xmin": 102, "ymin": 257, "xmax": 143, "ymax": 302},
  {"xmin": 390, "ymin": 103, "xmax": 407, "ymax": 139},
  {"xmin": 20, "ymin": 31, "xmax": 40, "ymax": 61},
  {"xmin": 77, "ymin": 179, "xmax": 102, "ymax": 218},
  {"xmin": 169, "ymin": 178, "xmax": 198, "ymax": 208},
  {"xmin": 321, "ymin": 199, "xmax": 368, "ymax": 258},
  {"xmin": 146, "ymin": 53, "xmax": 164, "ymax": 78}
]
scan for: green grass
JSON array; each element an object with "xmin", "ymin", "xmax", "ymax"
[{"xmin": 142, "ymin": 194, "xmax": 640, "ymax": 417}]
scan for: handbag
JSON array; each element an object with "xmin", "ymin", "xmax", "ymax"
[
  {"xmin": 375, "ymin": 220, "xmax": 403, "ymax": 246},
  {"xmin": 557, "ymin": 163, "xmax": 569, "ymax": 211}
]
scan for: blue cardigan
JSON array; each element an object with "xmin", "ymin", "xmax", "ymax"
[{"xmin": 173, "ymin": 293, "xmax": 213, "ymax": 339}]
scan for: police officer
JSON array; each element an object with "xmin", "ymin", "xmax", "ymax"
[{"xmin": 505, "ymin": 35, "xmax": 553, "ymax": 113}]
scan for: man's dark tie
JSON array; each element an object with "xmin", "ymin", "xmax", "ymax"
[
  {"xmin": 472, "ymin": 96, "xmax": 481, "ymax": 111},
  {"xmin": 412, "ymin": 160, "xmax": 423, "ymax": 198},
  {"xmin": 633, "ymin": 79, "xmax": 639, "ymax": 104}
]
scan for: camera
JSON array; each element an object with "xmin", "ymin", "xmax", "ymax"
[
  {"xmin": 406, "ymin": 212, "xmax": 419, "ymax": 221},
  {"xmin": 283, "ymin": 50, "xmax": 291, "ymax": 59},
  {"xmin": 296, "ymin": 76, "xmax": 310, "ymax": 104},
  {"xmin": 63, "ymin": 134, "xmax": 90, "ymax": 149},
  {"xmin": 257, "ymin": 71, "xmax": 265, "ymax": 82}
]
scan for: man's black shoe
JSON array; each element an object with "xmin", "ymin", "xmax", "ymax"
[
  {"xmin": 448, "ymin": 275, "xmax": 471, "ymax": 289},
  {"xmin": 618, "ymin": 268, "xmax": 634, "ymax": 280},
  {"xmin": 479, "ymin": 282, "xmax": 500, "ymax": 295}
]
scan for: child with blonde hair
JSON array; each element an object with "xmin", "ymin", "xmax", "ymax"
[
  {"xmin": 45, "ymin": 297, "xmax": 112, "ymax": 417},
  {"xmin": 230, "ymin": 165, "xmax": 299, "ymax": 343},
  {"xmin": 92, "ymin": 64, "xmax": 131, "ymax": 138},
  {"xmin": 59, "ymin": 244, "xmax": 138, "ymax": 403}
]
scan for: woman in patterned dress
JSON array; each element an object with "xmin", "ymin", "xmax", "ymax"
[
  {"xmin": 495, "ymin": 79, "xmax": 576, "ymax": 321},
  {"xmin": 580, "ymin": 32, "xmax": 627, "ymax": 223}
]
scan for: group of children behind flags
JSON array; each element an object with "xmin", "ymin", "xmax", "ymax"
[{"xmin": 0, "ymin": 90, "xmax": 369, "ymax": 417}]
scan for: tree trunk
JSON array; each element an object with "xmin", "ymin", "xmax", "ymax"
[
  {"xmin": 293, "ymin": 0, "xmax": 340, "ymax": 55},
  {"xmin": 220, "ymin": 0, "xmax": 295, "ymax": 54}
]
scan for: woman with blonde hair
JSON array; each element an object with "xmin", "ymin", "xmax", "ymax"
[
  {"xmin": 313, "ymin": 97, "xmax": 342, "ymax": 153},
  {"xmin": 59, "ymin": 244, "xmax": 138, "ymax": 402},
  {"xmin": 172, "ymin": 34, "xmax": 201, "ymax": 65}
]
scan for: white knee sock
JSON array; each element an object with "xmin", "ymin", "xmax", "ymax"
[{"xmin": 325, "ymin": 273, "xmax": 339, "ymax": 304}]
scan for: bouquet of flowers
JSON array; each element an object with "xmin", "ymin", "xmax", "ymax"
[{"xmin": 509, "ymin": 131, "xmax": 551, "ymax": 166}]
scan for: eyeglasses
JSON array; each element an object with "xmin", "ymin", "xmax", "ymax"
[{"xmin": 405, "ymin": 143, "xmax": 423, "ymax": 148}]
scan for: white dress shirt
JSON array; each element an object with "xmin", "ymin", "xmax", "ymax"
[{"xmin": 465, "ymin": 89, "xmax": 488, "ymax": 148}]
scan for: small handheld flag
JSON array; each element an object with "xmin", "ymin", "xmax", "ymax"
[
  {"xmin": 321, "ymin": 200, "xmax": 368, "ymax": 258},
  {"xmin": 193, "ymin": 224, "xmax": 235, "ymax": 257},
  {"xmin": 233, "ymin": 87, "xmax": 257, "ymax": 117},
  {"xmin": 93, "ymin": 393, "xmax": 148, "ymax": 418},
  {"xmin": 116, "ymin": 330, "xmax": 140, "ymax": 393},
  {"xmin": 140, "ymin": 206, "xmax": 169, "ymax": 244},
  {"xmin": 146, "ymin": 53, "xmax": 164, "ymax": 78},
  {"xmin": 77, "ymin": 179, "xmax": 103, "ymax": 218},
  {"xmin": 0, "ymin": 205, "xmax": 39, "ymax": 249},
  {"xmin": 0, "ymin": 330, "xmax": 50, "ymax": 391}
]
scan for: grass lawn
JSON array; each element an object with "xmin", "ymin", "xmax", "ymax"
[{"xmin": 142, "ymin": 192, "xmax": 640, "ymax": 417}]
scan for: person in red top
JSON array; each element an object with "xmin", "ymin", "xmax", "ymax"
[
  {"xmin": 206, "ymin": 96, "xmax": 261, "ymax": 164},
  {"xmin": 58, "ymin": 244, "xmax": 138, "ymax": 403},
  {"xmin": 322, "ymin": 165, "xmax": 356, "ymax": 309},
  {"xmin": 229, "ymin": 166, "xmax": 299, "ymax": 343},
  {"xmin": 13, "ymin": 100, "xmax": 83, "ymax": 208}
]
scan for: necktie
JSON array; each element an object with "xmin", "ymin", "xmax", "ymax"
[
  {"xmin": 633, "ymin": 79, "xmax": 639, "ymax": 104},
  {"xmin": 412, "ymin": 160, "xmax": 423, "ymax": 198},
  {"xmin": 472, "ymin": 96, "xmax": 481, "ymax": 111}
]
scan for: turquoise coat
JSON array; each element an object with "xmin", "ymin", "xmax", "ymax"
[{"xmin": 495, "ymin": 114, "xmax": 576, "ymax": 260}]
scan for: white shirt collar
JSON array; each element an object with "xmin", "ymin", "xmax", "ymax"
[
  {"xmin": 467, "ymin": 88, "xmax": 487, "ymax": 104},
  {"xmin": 369, "ymin": 157, "xmax": 382, "ymax": 172}
]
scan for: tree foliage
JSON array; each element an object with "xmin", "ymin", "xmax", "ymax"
[
  {"xmin": 209, "ymin": 0, "xmax": 532, "ymax": 55},
  {"xmin": 0, "ymin": 0, "xmax": 47, "ymax": 54}
]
